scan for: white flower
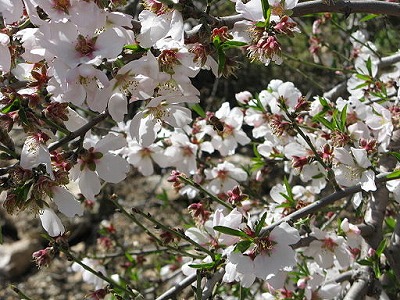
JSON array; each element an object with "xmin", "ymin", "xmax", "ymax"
[
  {"xmin": 259, "ymin": 80, "xmax": 302, "ymax": 114},
  {"xmin": 224, "ymin": 222, "xmax": 300, "ymax": 288},
  {"xmin": 303, "ymin": 227, "xmax": 351, "ymax": 269},
  {"xmin": 205, "ymin": 161, "xmax": 248, "ymax": 194},
  {"xmin": 38, "ymin": 21, "xmax": 128, "ymax": 68},
  {"xmin": 20, "ymin": 135, "xmax": 54, "ymax": 180},
  {"xmin": 164, "ymin": 132, "xmax": 199, "ymax": 175},
  {"xmin": 333, "ymin": 147, "xmax": 376, "ymax": 193},
  {"xmin": 340, "ymin": 218, "xmax": 362, "ymax": 249},
  {"xmin": 210, "ymin": 102, "xmax": 250, "ymax": 156},
  {"xmin": 137, "ymin": 10, "xmax": 184, "ymax": 48},
  {"xmin": 126, "ymin": 140, "xmax": 167, "ymax": 176},
  {"xmin": 130, "ymin": 98, "xmax": 192, "ymax": 147},
  {"xmin": 185, "ymin": 207, "xmax": 244, "ymax": 248},
  {"xmin": 70, "ymin": 133, "xmax": 129, "ymax": 200}
]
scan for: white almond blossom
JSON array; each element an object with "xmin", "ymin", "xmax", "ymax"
[
  {"xmin": 333, "ymin": 147, "xmax": 376, "ymax": 192},
  {"xmin": 224, "ymin": 222, "xmax": 300, "ymax": 288},
  {"xmin": 70, "ymin": 133, "xmax": 129, "ymax": 200},
  {"xmin": 303, "ymin": 227, "xmax": 351, "ymax": 269},
  {"xmin": 210, "ymin": 102, "xmax": 250, "ymax": 156},
  {"xmin": 205, "ymin": 161, "xmax": 248, "ymax": 194}
]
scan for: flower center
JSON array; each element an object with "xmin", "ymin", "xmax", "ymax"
[
  {"xmin": 52, "ymin": 0, "xmax": 71, "ymax": 13},
  {"xmin": 75, "ymin": 35, "xmax": 96, "ymax": 57}
]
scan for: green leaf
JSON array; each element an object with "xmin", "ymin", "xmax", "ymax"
[
  {"xmin": 366, "ymin": 57, "xmax": 373, "ymax": 77},
  {"xmin": 313, "ymin": 114, "xmax": 335, "ymax": 131},
  {"xmin": 283, "ymin": 176, "xmax": 294, "ymax": 201},
  {"xmin": 217, "ymin": 48, "xmax": 226, "ymax": 76},
  {"xmin": 213, "ymin": 226, "xmax": 248, "ymax": 238},
  {"xmin": 260, "ymin": 0, "xmax": 270, "ymax": 22},
  {"xmin": 221, "ymin": 41, "xmax": 248, "ymax": 50},
  {"xmin": 189, "ymin": 262, "xmax": 215, "ymax": 269},
  {"xmin": 318, "ymin": 96, "xmax": 329, "ymax": 108},
  {"xmin": 358, "ymin": 259, "xmax": 373, "ymax": 266},
  {"xmin": 339, "ymin": 104, "xmax": 348, "ymax": 132},
  {"xmin": 255, "ymin": 212, "xmax": 268, "ymax": 235},
  {"xmin": 386, "ymin": 169, "xmax": 400, "ymax": 179},
  {"xmin": 359, "ymin": 14, "xmax": 378, "ymax": 22},
  {"xmin": 389, "ymin": 152, "xmax": 400, "ymax": 162},
  {"xmin": 234, "ymin": 240, "xmax": 252, "ymax": 253},
  {"xmin": 385, "ymin": 217, "xmax": 396, "ymax": 231},
  {"xmin": 124, "ymin": 252, "xmax": 135, "ymax": 263},
  {"xmin": 190, "ymin": 103, "xmax": 206, "ymax": 118},
  {"xmin": 213, "ymin": 35, "xmax": 221, "ymax": 48},
  {"xmin": 1, "ymin": 98, "xmax": 20, "ymax": 114},
  {"xmin": 356, "ymin": 73, "xmax": 371, "ymax": 81},
  {"xmin": 255, "ymin": 21, "xmax": 268, "ymax": 28},
  {"xmin": 376, "ymin": 239, "xmax": 387, "ymax": 256},
  {"xmin": 123, "ymin": 44, "xmax": 148, "ymax": 53}
]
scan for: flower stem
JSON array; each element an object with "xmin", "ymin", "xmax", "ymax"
[
  {"xmin": 132, "ymin": 207, "xmax": 216, "ymax": 259},
  {"xmin": 112, "ymin": 198, "xmax": 204, "ymax": 259},
  {"xmin": 178, "ymin": 175, "xmax": 233, "ymax": 210}
]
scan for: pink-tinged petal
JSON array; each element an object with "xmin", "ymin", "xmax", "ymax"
[
  {"xmin": 334, "ymin": 147, "xmax": 355, "ymax": 166},
  {"xmin": 234, "ymin": 130, "xmax": 251, "ymax": 145},
  {"xmin": 96, "ymin": 153, "xmax": 129, "ymax": 183},
  {"xmin": 230, "ymin": 252, "xmax": 254, "ymax": 274},
  {"xmin": 137, "ymin": 11, "xmax": 169, "ymax": 48},
  {"xmin": 185, "ymin": 227, "xmax": 209, "ymax": 245},
  {"xmin": 137, "ymin": 156, "xmax": 154, "ymax": 176},
  {"xmin": 80, "ymin": 169, "xmax": 101, "ymax": 200},
  {"xmin": 235, "ymin": 0, "xmax": 263, "ymax": 21},
  {"xmin": 168, "ymin": 11, "xmax": 184, "ymax": 43},
  {"xmin": 0, "ymin": 34, "xmax": 11, "ymax": 73},
  {"xmin": 240, "ymin": 273, "xmax": 256, "ymax": 288},
  {"xmin": 130, "ymin": 113, "xmax": 159, "ymax": 147},
  {"xmin": 351, "ymin": 147, "xmax": 371, "ymax": 168},
  {"xmin": 20, "ymin": 137, "xmax": 55, "ymax": 179},
  {"xmin": 165, "ymin": 106, "xmax": 192, "ymax": 128},
  {"xmin": 1, "ymin": 0, "xmax": 24, "ymax": 24},
  {"xmin": 95, "ymin": 133, "xmax": 127, "ymax": 153},
  {"xmin": 352, "ymin": 192, "xmax": 363, "ymax": 208},
  {"xmin": 95, "ymin": 27, "xmax": 127, "ymax": 60},
  {"xmin": 215, "ymin": 102, "xmax": 231, "ymax": 120},
  {"xmin": 334, "ymin": 246, "xmax": 351, "ymax": 269},
  {"xmin": 108, "ymin": 92, "xmax": 127, "ymax": 122},
  {"xmin": 223, "ymin": 262, "xmax": 238, "ymax": 283},
  {"xmin": 318, "ymin": 282, "xmax": 343, "ymax": 299},
  {"xmin": 272, "ymin": 222, "xmax": 300, "ymax": 245},
  {"xmin": 360, "ymin": 170, "xmax": 377, "ymax": 192},
  {"xmin": 39, "ymin": 208, "xmax": 65, "ymax": 237},
  {"xmin": 52, "ymin": 186, "xmax": 83, "ymax": 217}
]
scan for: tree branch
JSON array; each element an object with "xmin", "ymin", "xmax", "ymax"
[
  {"xmin": 202, "ymin": 268, "xmax": 224, "ymax": 300},
  {"xmin": 218, "ymin": 0, "xmax": 400, "ymax": 29},
  {"xmin": 48, "ymin": 111, "xmax": 109, "ymax": 152},
  {"xmin": 343, "ymin": 266, "xmax": 372, "ymax": 300},
  {"xmin": 384, "ymin": 212, "xmax": 400, "ymax": 282},
  {"xmin": 293, "ymin": 0, "xmax": 400, "ymax": 18},
  {"xmin": 156, "ymin": 273, "xmax": 196, "ymax": 300},
  {"xmin": 260, "ymin": 174, "xmax": 400, "ymax": 236}
]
